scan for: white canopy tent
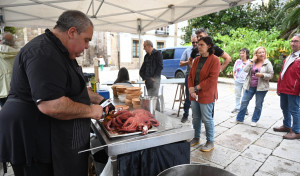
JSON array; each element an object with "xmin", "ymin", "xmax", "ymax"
[
  {"xmin": 0, "ymin": 0, "xmax": 253, "ymax": 71},
  {"xmin": 0, "ymin": 0, "xmax": 253, "ymax": 34}
]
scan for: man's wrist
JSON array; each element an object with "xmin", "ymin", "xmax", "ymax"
[{"xmin": 99, "ymin": 98, "xmax": 106, "ymax": 105}]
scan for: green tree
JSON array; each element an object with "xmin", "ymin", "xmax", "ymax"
[
  {"xmin": 182, "ymin": 0, "xmax": 285, "ymax": 43},
  {"xmin": 0, "ymin": 26, "xmax": 18, "ymax": 34},
  {"xmin": 214, "ymin": 28, "xmax": 290, "ymax": 81},
  {"xmin": 277, "ymin": 0, "xmax": 300, "ymax": 39}
]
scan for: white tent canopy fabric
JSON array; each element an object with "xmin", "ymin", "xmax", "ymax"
[{"xmin": 1, "ymin": 0, "xmax": 253, "ymax": 34}]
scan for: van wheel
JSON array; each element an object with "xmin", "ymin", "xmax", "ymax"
[{"xmin": 175, "ymin": 71, "xmax": 185, "ymax": 78}]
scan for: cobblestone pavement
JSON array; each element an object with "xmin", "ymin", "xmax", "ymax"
[
  {"xmin": 2, "ymin": 67, "xmax": 299, "ymax": 176},
  {"xmin": 160, "ymin": 78, "xmax": 300, "ymax": 176}
]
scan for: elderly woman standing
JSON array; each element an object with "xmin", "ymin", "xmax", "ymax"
[
  {"xmin": 188, "ymin": 36, "xmax": 220, "ymax": 152},
  {"xmin": 236, "ymin": 46, "xmax": 274, "ymax": 126}
]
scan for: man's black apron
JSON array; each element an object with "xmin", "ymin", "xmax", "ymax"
[{"xmin": 51, "ymin": 62, "xmax": 91, "ymax": 176}]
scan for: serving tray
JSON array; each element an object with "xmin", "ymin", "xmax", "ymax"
[{"xmin": 100, "ymin": 122, "xmax": 158, "ymax": 138}]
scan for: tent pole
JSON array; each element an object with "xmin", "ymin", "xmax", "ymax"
[
  {"xmin": 0, "ymin": 8, "xmax": 5, "ymax": 36},
  {"xmin": 137, "ymin": 18, "xmax": 142, "ymax": 82}
]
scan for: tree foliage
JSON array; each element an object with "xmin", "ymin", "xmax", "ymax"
[
  {"xmin": 214, "ymin": 28, "xmax": 290, "ymax": 81},
  {"xmin": 277, "ymin": 0, "xmax": 300, "ymax": 39},
  {"xmin": 0, "ymin": 26, "xmax": 18, "ymax": 34},
  {"xmin": 182, "ymin": 0, "xmax": 285, "ymax": 43}
]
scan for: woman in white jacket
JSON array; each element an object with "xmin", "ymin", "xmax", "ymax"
[{"xmin": 236, "ymin": 46, "xmax": 274, "ymax": 126}]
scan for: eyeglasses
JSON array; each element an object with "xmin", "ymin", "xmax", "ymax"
[
  {"xmin": 290, "ymin": 40, "xmax": 299, "ymax": 43},
  {"xmin": 192, "ymin": 42, "xmax": 198, "ymax": 44}
]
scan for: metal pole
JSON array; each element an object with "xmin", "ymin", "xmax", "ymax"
[
  {"xmin": 0, "ymin": 8, "xmax": 5, "ymax": 36},
  {"xmin": 137, "ymin": 18, "xmax": 142, "ymax": 81},
  {"xmin": 117, "ymin": 32, "xmax": 120, "ymax": 70}
]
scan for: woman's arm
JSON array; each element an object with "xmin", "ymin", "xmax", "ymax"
[{"xmin": 261, "ymin": 61, "xmax": 274, "ymax": 80}]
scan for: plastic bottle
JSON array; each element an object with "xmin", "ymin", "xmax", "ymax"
[{"xmin": 90, "ymin": 76, "xmax": 97, "ymax": 92}]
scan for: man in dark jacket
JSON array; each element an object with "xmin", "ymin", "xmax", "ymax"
[{"xmin": 139, "ymin": 40, "xmax": 163, "ymax": 111}]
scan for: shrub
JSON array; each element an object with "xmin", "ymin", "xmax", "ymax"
[{"xmin": 214, "ymin": 28, "xmax": 291, "ymax": 81}]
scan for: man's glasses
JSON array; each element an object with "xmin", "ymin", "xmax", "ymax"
[
  {"xmin": 192, "ymin": 42, "xmax": 198, "ymax": 44},
  {"xmin": 290, "ymin": 40, "xmax": 299, "ymax": 43}
]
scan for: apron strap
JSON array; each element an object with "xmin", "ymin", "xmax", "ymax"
[{"xmin": 3, "ymin": 162, "xmax": 7, "ymax": 173}]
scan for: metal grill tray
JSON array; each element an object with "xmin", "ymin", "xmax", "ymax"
[{"xmin": 100, "ymin": 122, "xmax": 158, "ymax": 138}]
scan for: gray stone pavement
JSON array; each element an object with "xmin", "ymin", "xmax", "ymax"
[
  {"xmin": 2, "ymin": 68, "xmax": 299, "ymax": 175},
  {"xmin": 162, "ymin": 79, "xmax": 300, "ymax": 176}
]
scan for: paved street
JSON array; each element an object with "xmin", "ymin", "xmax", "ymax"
[
  {"xmin": 2, "ymin": 67, "xmax": 300, "ymax": 176},
  {"xmin": 87, "ymin": 67, "xmax": 300, "ymax": 176}
]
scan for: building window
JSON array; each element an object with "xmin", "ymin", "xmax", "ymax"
[
  {"xmin": 132, "ymin": 40, "xmax": 139, "ymax": 58},
  {"xmin": 155, "ymin": 26, "xmax": 169, "ymax": 36},
  {"xmin": 157, "ymin": 42, "xmax": 164, "ymax": 49}
]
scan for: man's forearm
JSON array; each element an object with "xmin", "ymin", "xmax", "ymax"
[
  {"xmin": 88, "ymin": 88, "xmax": 104, "ymax": 104},
  {"xmin": 220, "ymin": 52, "xmax": 232, "ymax": 72},
  {"xmin": 180, "ymin": 61, "xmax": 189, "ymax": 66},
  {"xmin": 38, "ymin": 96, "xmax": 102, "ymax": 120}
]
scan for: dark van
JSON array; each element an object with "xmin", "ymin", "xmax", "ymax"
[{"xmin": 159, "ymin": 46, "xmax": 189, "ymax": 78}]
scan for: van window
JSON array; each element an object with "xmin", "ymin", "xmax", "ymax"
[
  {"xmin": 162, "ymin": 49, "xmax": 175, "ymax": 60},
  {"xmin": 174, "ymin": 48, "xmax": 187, "ymax": 59}
]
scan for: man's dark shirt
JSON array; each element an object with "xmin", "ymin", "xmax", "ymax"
[
  {"xmin": 213, "ymin": 45, "xmax": 224, "ymax": 57},
  {"xmin": 139, "ymin": 48, "xmax": 163, "ymax": 80},
  {"xmin": 1, "ymin": 29, "xmax": 91, "ymax": 173}
]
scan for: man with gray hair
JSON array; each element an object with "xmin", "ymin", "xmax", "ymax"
[
  {"xmin": 274, "ymin": 33, "xmax": 300, "ymax": 139},
  {"xmin": 0, "ymin": 32, "xmax": 18, "ymax": 107},
  {"xmin": 0, "ymin": 10, "xmax": 105, "ymax": 175},
  {"xmin": 140, "ymin": 40, "xmax": 163, "ymax": 111}
]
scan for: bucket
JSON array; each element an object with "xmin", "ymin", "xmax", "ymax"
[
  {"xmin": 97, "ymin": 90, "xmax": 110, "ymax": 99},
  {"xmin": 140, "ymin": 96, "xmax": 157, "ymax": 116},
  {"xmin": 157, "ymin": 164, "xmax": 236, "ymax": 176}
]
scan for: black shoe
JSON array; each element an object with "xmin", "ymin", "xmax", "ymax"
[{"xmin": 181, "ymin": 113, "xmax": 188, "ymax": 123}]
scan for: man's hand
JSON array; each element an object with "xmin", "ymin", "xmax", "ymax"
[
  {"xmin": 150, "ymin": 77, "xmax": 155, "ymax": 82},
  {"xmin": 188, "ymin": 57, "xmax": 194, "ymax": 68},
  {"xmin": 89, "ymin": 104, "xmax": 103, "ymax": 120}
]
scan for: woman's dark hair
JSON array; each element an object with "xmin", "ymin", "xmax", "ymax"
[
  {"xmin": 114, "ymin": 67, "xmax": 130, "ymax": 84},
  {"xmin": 240, "ymin": 48, "xmax": 250, "ymax": 59},
  {"xmin": 198, "ymin": 36, "xmax": 214, "ymax": 55}
]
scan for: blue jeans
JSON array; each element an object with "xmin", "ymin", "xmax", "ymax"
[
  {"xmin": 280, "ymin": 93, "xmax": 300, "ymax": 133},
  {"xmin": 183, "ymin": 74, "xmax": 191, "ymax": 115},
  {"xmin": 234, "ymin": 81, "xmax": 244, "ymax": 110},
  {"xmin": 191, "ymin": 101, "xmax": 215, "ymax": 142},
  {"xmin": 236, "ymin": 87, "xmax": 267, "ymax": 122}
]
